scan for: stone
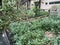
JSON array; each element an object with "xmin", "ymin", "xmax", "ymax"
[{"xmin": 44, "ymin": 31, "xmax": 56, "ymax": 40}]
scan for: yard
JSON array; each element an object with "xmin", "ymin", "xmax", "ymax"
[{"xmin": 0, "ymin": 0, "xmax": 60, "ymax": 45}]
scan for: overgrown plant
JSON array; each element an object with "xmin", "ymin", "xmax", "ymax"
[
  {"xmin": 33, "ymin": 7, "xmax": 49, "ymax": 17},
  {"xmin": 9, "ymin": 21, "xmax": 48, "ymax": 45},
  {"xmin": 9, "ymin": 15, "xmax": 59, "ymax": 45}
]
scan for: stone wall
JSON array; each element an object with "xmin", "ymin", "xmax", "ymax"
[{"xmin": 50, "ymin": 9, "xmax": 60, "ymax": 16}]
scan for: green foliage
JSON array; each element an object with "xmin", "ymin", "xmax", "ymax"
[
  {"xmin": 1, "ymin": 1, "xmax": 60, "ymax": 45},
  {"xmin": 0, "ymin": 19, "xmax": 3, "ymax": 29},
  {"xmin": 35, "ymin": 11, "xmax": 49, "ymax": 17},
  {"xmin": 33, "ymin": 6, "xmax": 40, "ymax": 16},
  {"xmin": 39, "ymin": 11, "xmax": 49, "ymax": 16},
  {"xmin": 33, "ymin": 8, "xmax": 49, "ymax": 17},
  {"xmin": 9, "ymin": 21, "xmax": 48, "ymax": 45},
  {"xmin": 2, "ymin": 0, "xmax": 16, "ymax": 12},
  {"xmin": 9, "ymin": 15, "xmax": 60, "ymax": 45},
  {"xmin": 0, "ymin": 0, "xmax": 22, "ymax": 30},
  {"xmin": 40, "ymin": 16, "xmax": 60, "ymax": 33},
  {"xmin": 26, "ymin": 10, "xmax": 35, "ymax": 18},
  {"xmin": 42, "ymin": 18, "xmax": 59, "ymax": 31}
]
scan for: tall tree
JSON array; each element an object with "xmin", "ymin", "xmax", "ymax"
[
  {"xmin": 27, "ymin": 0, "xmax": 31, "ymax": 9},
  {"xmin": 39, "ymin": 0, "xmax": 41, "ymax": 9}
]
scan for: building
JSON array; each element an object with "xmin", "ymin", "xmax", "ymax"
[
  {"xmin": 1, "ymin": 0, "xmax": 60, "ymax": 11},
  {"xmin": 22, "ymin": 0, "xmax": 60, "ymax": 11},
  {"xmin": 41, "ymin": 0, "xmax": 60, "ymax": 11},
  {"xmin": 29, "ymin": 0, "xmax": 60, "ymax": 11}
]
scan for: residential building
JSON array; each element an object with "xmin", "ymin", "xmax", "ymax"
[
  {"xmin": 29, "ymin": 0, "xmax": 60, "ymax": 11},
  {"xmin": 2, "ymin": 0, "xmax": 60, "ymax": 11},
  {"xmin": 41, "ymin": 0, "xmax": 60, "ymax": 11}
]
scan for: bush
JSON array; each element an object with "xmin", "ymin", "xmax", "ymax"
[
  {"xmin": 34, "ymin": 11, "xmax": 49, "ymax": 17},
  {"xmin": 26, "ymin": 10, "xmax": 35, "ymax": 18},
  {"xmin": 9, "ymin": 15, "xmax": 60, "ymax": 45},
  {"xmin": 39, "ymin": 11, "xmax": 49, "ymax": 16},
  {"xmin": 9, "ymin": 21, "xmax": 49, "ymax": 45},
  {"xmin": 33, "ymin": 7, "xmax": 49, "ymax": 17},
  {"xmin": 0, "ymin": 0, "xmax": 26, "ymax": 30},
  {"xmin": 0, "ymin": 19, "xmax": 3, "ymax": 29}
]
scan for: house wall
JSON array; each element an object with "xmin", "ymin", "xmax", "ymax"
[
  {"xmin": 30, "ymin": 0, "xmax": 60, "ymax": 11},
  {"xmin": 41, "ymin": 0, "xmax": 60, "ymax": 11}
]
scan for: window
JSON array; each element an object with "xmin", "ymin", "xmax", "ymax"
[
  {"xmin": 45, "ymin": 2, "xmax": 48, "ymax": 5},
  {"xmin": 55, "ymin": 9, "xmax": 57, "ymax": 11},
  {"xmin": 49, "ymin": 2, "xmax": 54, "ymax": 4},
  {"xmin": 49, "ymin": 1, "xmax": 60, "ymax": 4}
]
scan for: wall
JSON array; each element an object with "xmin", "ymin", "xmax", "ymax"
[
  {"xmin": 30, "ymin": 0, "xmax": 60, "ymax": 11},
  {"xmin": 41, "ymin": 0, "xmax": 60, "ymax": 11}
]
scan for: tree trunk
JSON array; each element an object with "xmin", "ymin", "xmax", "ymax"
[
  {"xmin": 16, "ymin": 1, "xmax": 19, "ymax": 10},
  {"xmin": 2, "ymin": 30, "xmax": 10, "ymax": 45},
  {"xmin": 27, "ymin": 0, "xmax": 31, "ymax": 10},
  {"xmin": 39, "ymin": 0, "xmax": 41, "ymax": 9}
]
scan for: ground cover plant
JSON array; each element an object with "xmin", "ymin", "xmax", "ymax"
[
  {"xmin": 9, "ymin": 15, "xmax": 60, "ymax": 45},
  {"xmin": 0, "ymin": 1, "xmax": 49, "ymax": 31},
  {"xmin": 9, "ymin": 21, "xmax": 48, "ymax": 45},
  {"xmin": 0, "ymin": 0, "xmax": 60, "ymax": 45}
]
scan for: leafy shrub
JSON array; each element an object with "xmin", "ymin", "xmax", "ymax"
[
  {"xmin": 2, "ymin": 1, "xmax": 59, "ymax": 45},
  {"xmin": 49, "ymin": 15, "xmax": 60, "ymax": 20},
  {"xmin": 40, "ymin": 16, "xmax": 60, "ymax": 33},
  {"xmin": 0, "ymin": 0, "xmax": 26, "ymax": 30},
  {"xmin": 26, "ymin": 10, "xmax": 35, "ymax": 18},
  {"xmin": 9, "ymin": 21, "xmax": 50, "ymax": 45},
  {"xmin": 39, "ymin": 11, "xmax": 49, "ymax": 16},
  {"xmin": 0, "ymin": 19, "xmax": 3, "ymax": 29},
  {"xmin": 9, "ymin": 15, "xmax": 60, "ymax": 45},
  {"xmin": 33, "ymin": 7, "xmax": 49, "ymax": 17},
  {"xmin": 34, "ymin": 11, "xmax": 49, "ymax": 17},
  {"xmin": 33, "ymin": 6, "xmax": 40, "ymax": 16}
]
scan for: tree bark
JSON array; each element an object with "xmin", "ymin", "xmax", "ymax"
[
  {"xmin": 27, "ymin": 0, "xmax": 31, "ymax": 10},
  {"xmin": 39, "ymin": 0, "xmax": 41, "ymax": 9},
  {"xmin": 2, "ymin": 30, "xmax": 10, "ymax": 45}
]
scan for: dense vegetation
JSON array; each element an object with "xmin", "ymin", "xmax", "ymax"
[
  {"xmin": 0, "ymin": 0, "xmax": 60, "ymax": 45},
  {"xmin": 8, "ymin": 15, "xmax": 60, "ymax": 45}
]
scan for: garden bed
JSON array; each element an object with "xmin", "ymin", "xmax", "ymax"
[{"xmin": 8, "ymin": 15, "xmax": 60, "ymax": 45}]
